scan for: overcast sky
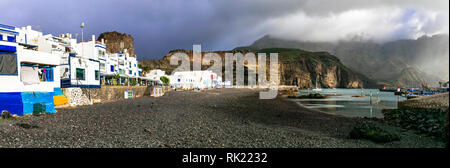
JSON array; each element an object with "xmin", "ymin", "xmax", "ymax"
[{"xmin": 2, "ymin": 0, "xmax": 449, "ymax": 60}]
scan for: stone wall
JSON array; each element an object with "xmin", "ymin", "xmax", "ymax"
[
  {"xmin": 61, "ymin": 86, "xmax": 151, "ymax": 106},
  {"xmin": 81, "ymin": 86, "xmax": 149, "ymax": 103},
  {"xmin": 63, "ymin": 88, "xmax": 93, "ymax": 107}
]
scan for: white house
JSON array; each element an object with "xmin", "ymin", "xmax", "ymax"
[
  {"xmin": 0, "ymin": 24, "xmax": 61, "ymax": 116},
  {"xmin": 169, "ymin": 70, "xmax": 222, "ymax": 90},
  {"xmin": 101, "ymin": 48, "xmax": 143, "ymax": 85},
  {"xmin": 61, "ymin": 35, "xmax": 102, "ymax": 88},
  {"xmin": 143, "ymin": 69, "xmax": 166, "ymax": 85}
]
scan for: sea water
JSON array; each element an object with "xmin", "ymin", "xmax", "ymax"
[{"xmin": 292, "ymin": 88, "xmax": 407, "ymax": 118}]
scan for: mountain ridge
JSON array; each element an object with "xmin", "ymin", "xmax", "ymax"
[
  {"xmin": 236, "ymin": 34, "xmax": 449, "ymax": 87},
  {"xmin": 140, "ymin": 48, "xmax": 379, "ymax": 88}
]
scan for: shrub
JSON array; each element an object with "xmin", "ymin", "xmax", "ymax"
[
  {"xmin": 446, "ymin": 109, "xmax": 449, "ymax": 147},
  {"xmin": 160, "ymin": 76, "xmax": 170, "ymax": 86},
  {"xmin": 382, "ymin": 108, "xmax": 448, "ymax": 141},
  {"xmin": 349, "ymin": 121, "xmax": 400, "ymax": 143}
]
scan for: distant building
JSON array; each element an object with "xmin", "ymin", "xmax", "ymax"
[
  {"xmin": 169, "ymin": 70, "xmax": 222, "ymax": 90},
  {"xmin": 143, "ymin": 69, "xmax": 166, "ymax": 85},
  {"xmin": 101, "ymin": 49, "xmax": 143, "ymax": 85}
]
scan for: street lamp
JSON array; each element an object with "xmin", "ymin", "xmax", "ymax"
[{"xmin": 80, "ymin": 22, "xmax": 85, "ymax": 42}]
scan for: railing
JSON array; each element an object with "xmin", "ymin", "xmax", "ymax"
[{"xmin": 0, "ymin": 24, "xmax": 15, "ymax": 30}]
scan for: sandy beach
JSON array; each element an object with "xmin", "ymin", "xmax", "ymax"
[{"xmin": 0, "ymin": 88, "xmax": 444, "ymax": 148}]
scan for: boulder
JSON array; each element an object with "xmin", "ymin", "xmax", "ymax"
[
  {"xmin": 1, "ymin": 110, "xmax": 11, "ymax": 119},
  {"xmin": 349, "ymin": 121, "xmax": 400, "ymax": 143}
]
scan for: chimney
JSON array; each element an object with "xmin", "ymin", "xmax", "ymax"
[
  {"xmin": 92, "ymin": 35, "xmax": 95, "ymax": 43},
  {"xmin": 101, "ymin": 38, "xmax": 104, "ymax": 44}
]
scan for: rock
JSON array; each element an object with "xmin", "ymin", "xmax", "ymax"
[
  {"xmin": 1, "ymin": 110, "xmax": 12, "ymax": 119},
  {"xmin": 288, "ymin": 93, "xmax": 327, "ymax": 99},
  {"xmin": 349, "ymin": 121, "xmax": 400, "ymax": 143},
  {"xmin": 64, "ymin": 88, "xmax": 93, "ymax": 106},
  {"xmin": 98, "ymin": 31, "xmax": 136, "ymax": 57}
]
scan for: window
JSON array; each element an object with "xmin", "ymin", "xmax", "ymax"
[
  {"xmin": 100, "ymin": 63, "xmax": 105, "ymax": 70},
  {"xmin": 110, "ymin": 65, "xmax": 114, "ymax": 72},
  {"xmin": 7, "ymin": 36, "xmax": 15, "ymax": 42},
  {"xmin": 98, "ymin": 50, "xmax": 105, "ymax": 57},
  {"xmin": 0, "ymin": 53, "xmax": 18, "ymax": 75},
  {"xmin": 0, "ymin": 34, "xmax": 3, "ymax": 41},
  {"xmin": 76, "ymin": 68, "xmax": 85, "ymax": 80},
  {"xmin": 95, "ymin": 70, "xmax": 100, "ymax": 80}
]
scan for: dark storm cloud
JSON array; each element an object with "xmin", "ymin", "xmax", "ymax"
[{"xmin": 1, "ymin": 0, "xmax": 448, "ymax": 60}]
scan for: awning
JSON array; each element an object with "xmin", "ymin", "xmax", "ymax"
[{"xmin": 21, "ymin": 66, "xmax": 40, "ymax": 85}]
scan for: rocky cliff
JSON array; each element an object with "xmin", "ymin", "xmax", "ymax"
[
  {"xmin": 238, "ymin": 34, "xmax": 449, "ymax": 87},
  {"xmin": 98, "ymin": 31, "xmax": 136, "ymax": 57},
  {"xmin": 140, "ymin": 48, "xmax": 378, "ymax": 88}
]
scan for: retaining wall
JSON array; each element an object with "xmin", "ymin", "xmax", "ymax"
[
  {"xmin": 81, "ymin": 86, "xmax": 150, "ymax": 103},
  {"xmin": 61, "ymin": 86, "xmax": 152, "ymax": 106}
]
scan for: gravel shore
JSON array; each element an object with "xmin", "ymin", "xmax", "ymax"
[{"xmin": 0, "ymin": 88, "xmax": 444, "ymax": 148}]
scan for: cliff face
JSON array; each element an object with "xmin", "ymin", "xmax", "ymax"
[
  {"xmin": 241, "ymin": 34, "xmax": 449, "ymax": 87},
  {"xmin": 140, "ymin": 48, "xmax": 377, "ymax": 88},
  {"xmin": 98, "ymin": 31, "xmax": 136, "ymax": 57},
  {"xmin": 257, "ymin": 48, "xmax": 373, "ymax": 88}
]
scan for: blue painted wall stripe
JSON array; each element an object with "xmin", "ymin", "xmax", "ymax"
[
  {"xmin": 0, "ymin": 92, "xmax": 23, "ymax": 116},
  {"xmin": 21, "ymin": 92, "xmax": 56, "ymax": 115}
]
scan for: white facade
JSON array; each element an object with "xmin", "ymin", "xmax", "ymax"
[
  {"xmin": 1, "ymin": 24, "xmax": 61, "ymax": 115},
  {"xmin": 169, "ymin": 70, "xmax": 222, "ymax": 90},
  {"xmin": 1, "ymin": 25, "xmax": 62, "ymax": 93},
  {"xmin": 59, "ymin": 35, "xmax": 102, "ymax": 88},
  {"xmin": 101, "ymin": 48, "xmax": 142, "ymax": 85},
  {"xmin": 144, "ymin": 69, "xmax": 166, "ymax": 84}
]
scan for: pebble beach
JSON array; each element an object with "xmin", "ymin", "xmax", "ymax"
[{"xmin": 0, "ymin": 88, "xmax": 445, "ymax": 148}]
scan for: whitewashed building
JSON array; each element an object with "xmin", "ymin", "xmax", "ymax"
[
  {"xmin": 142, "ymin": 69, "xmax": 166, "ymax": 85},
  {"xmin": 60, "ymin": 35, "xmax": 103, "ymax": 88},
  {"xmin": 169, "ymin": 70, "xmax": 222, "ymax": 90},
  {"xmin": 101, "ymin": 49, "xmax": 142, "ymax": 85},
  {"xmin": 0, "ymin": 24, "xmax": 61, "ymax": 116},
  {"xmin": 1, "ymin": 23, "xmax": 145, "ymax": 115}
]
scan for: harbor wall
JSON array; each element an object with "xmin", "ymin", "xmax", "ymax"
[{"xmin": 399, "ymin": 93, "xmax": 449, "ymax": 109}]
